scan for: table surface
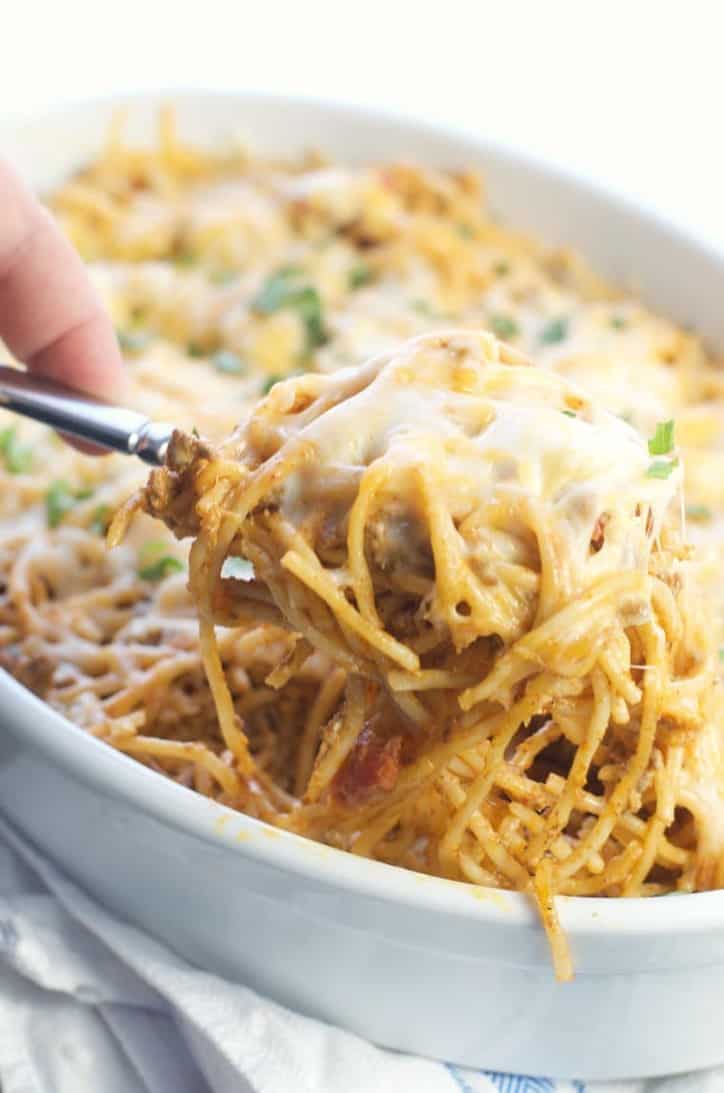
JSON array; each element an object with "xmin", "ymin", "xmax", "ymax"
[{"xmin": 1, "ymin": 0, "xmax": 721, "ymax": 248}]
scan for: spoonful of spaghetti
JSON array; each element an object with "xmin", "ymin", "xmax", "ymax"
[
  {"xmin": 114, "ymin": 329, "xmax": 684, "ymax": 676},
  {"xmin": 110, "ymin": 329, "xmax": 723, "ymax": 980}
]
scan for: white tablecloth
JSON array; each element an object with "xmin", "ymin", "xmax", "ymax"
[{"xmin": 0, "ymin": 814, "xmax": 720, "ymax": 1093}]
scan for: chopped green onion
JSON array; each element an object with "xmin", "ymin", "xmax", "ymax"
[
  {"xmin": 117, "ymin": 329, "xmax": 151, "ymax": 354},
  {"xmin": 253, "ymin": 267, "xmax": 303, "ymax": 312},
  {"xmin": 187, "ymin": 342, "xmax": 205, "ymax": 358},
  {"xmin": 139, "ymin": 556, "xmax": 184, "ymax": 581},
  {"xmin": 348, "ymin": 263, "xmax": 373, "ymax": 290},
  {"xmin": 719, "ymin": 647, "xmax": 724, "ymax": 663},
  {"xmin": 221, "ymin": 556, "xmax": 254, "ymax": 581},
  {"xmin": 686, "ymin": 504, "xmax": 712, "ymax": 522},
  {"xmin": 212, "ymin": 350, "xmax": 246, "ymax": 375},
  {"xmin": 610, "ymin": 315, "xmax": 628, "ymax": 330},
  {"xmin": 647, "ymin": 458, "xmax": 679, "ymax": 479},
  {"xmin": 138, "ymin": 540, "xmax": 173, "ymax": 564},
  {"xmin": 648, "ymin": 420, "xmax": 675, "ymax": 456},
  {"xmin": 561, "ymin": 410, "xmax": 577, "ymax": 418},
  {"xmin": 493, "ymin": 261, "xmax": 510, "ymax": 276},
  {"xmin": 456, "ymin": 223, "xmax": 474, "ymax": 239},
  {"xmin": 295, "ymin": 287, "xmax": 327, "ymax": 350},
  {"xmin": 138, "ymin": 540, "xmax": 184, "ymax": 581},
  {"xmin": 540, "ymin": 317, "xmax": 569, "ymax": 345},
  {"xmin": 173, "ymin": 252, "xmax": 196, "ymax": 268},
  {"xmin": 489, "ymin": 314, "xmax": 519, "ymax": 340},
  {"xmin": 46, "ymin": 480, "xmax": 92, "ymax": 528},
  {"xmin": 253, "ymin": 268, "xmax": 327, "ymax": 352},
  {"xmin": 209, "ymin": 269, "xmax": 238, "ymax": 286},
  {"xmin": 46, "ymin": 482, "xmax": 74, "ymax": 528},
  {"xmin": 90, "ymin": 504, "xmax": 110, "ymax": 535},
  {"xmin": 0, "ymin": 427, "xmax": 33, "ymax": 474}
]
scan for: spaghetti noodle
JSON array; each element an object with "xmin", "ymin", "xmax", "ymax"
[{"xmin": 2, "ymin": 113, "xmax": 724, "ymax": 977}]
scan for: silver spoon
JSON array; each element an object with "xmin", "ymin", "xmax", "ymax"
[{"xmin": 0, "ymin": 365, "xmax": 173, "ymax": 465}]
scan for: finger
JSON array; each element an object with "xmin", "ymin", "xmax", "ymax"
[{"xmin": 0, "ymin": 159, "xmax": 126, "ymax": 401}]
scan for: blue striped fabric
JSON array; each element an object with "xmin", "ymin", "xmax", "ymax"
[
  {"xmin": 444, "ymin": 1063, "xmax": 586, "ymax": 1093},
  {"xmin": 486, "ymin": 1074, "xmax": 585, "ymax": 1093}
]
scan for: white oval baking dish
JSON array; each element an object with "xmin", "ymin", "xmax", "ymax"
[{"xmin": 1, "ymin": 91, "xmax": 724, "ymax": 1082}]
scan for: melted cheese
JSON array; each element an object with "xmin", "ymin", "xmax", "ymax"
[{"xmin": 271, "ymin": 331, "xmax": 680, "ymax": 599}]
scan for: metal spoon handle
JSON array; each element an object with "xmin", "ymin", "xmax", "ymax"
[{"xmin": 0, "ymin": 365, "xmax": 173, "ymax": 465}]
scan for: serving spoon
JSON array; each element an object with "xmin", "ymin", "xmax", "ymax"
[{"xmin": 0, "ymin": 364, "xmax": 174, "ymax": 465}]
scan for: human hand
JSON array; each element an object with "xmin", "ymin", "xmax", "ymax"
[{"xmin": 0, "ymin": 158, "xmax": 124, "ymax": 403}]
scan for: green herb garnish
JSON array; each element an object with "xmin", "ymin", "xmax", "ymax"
[
  {"xmin": 187, "ymin": 342, "xmax": 205, "ymax": 358},
  {"xmin": 297, "ymin": 288, "xmax": 327, "ymax": 350},
  {"xmin": 212, "ymin": 350, "xmax": 246, "ymax": 376},
  {"xmin": 540, "ymin": 317, "xmax": 569, "ymax": 345},
  {"xmin": 610, "ymin": 315, "xmax": 628, "ymax": 330},
  {"xmin": 173, "ymin": 252, "xmax": 196, "ymax": 268},
  {"xmin": 253, "ymin": 268, "xmax": 328, "ymax": 352},
  {"xmin": 686, "ymin": 504, "xmax": 712, "ymax": 522},
  {"xmin": 117, "ymin": 329, "xmax": 151, "ymax": 355},
  {"xmin": 457, "ymin": 223, "xmax": 474, "ymax": 239},
  {"xmin": 348, "ymin": 263, "xmax": 373, "ymax": 290},
  {"xmin": 221, "ymin": 556, "xmax": 254, "ymax": 581},
  {"xmin": 493, "ymin": 261, "xmax": 510, "ymax": 276},
  {"xmin": 90, "ymin": 504, "xmax": 110, "ymax": 535},
  {"xmin": 561, "ymin": 410, "xmax": 577, "ymax": 419},
  {"xmin": 489, "ymin": 314, "xmax": 519, "ymax": 340},
  {"xmin": 138, "ymin": 540, "xmax": 184, "ymax": 582},
  {"xmin": 45, "ymin": 481, "xmax": 92, "ymax": 528},
  {"xmin": 648, "ymin": 420, "xmax": 675, "ymax": 456},
  {"xmin": 647, "ymin": 458, "xmax": 679, "ymax": 479},
  {"xmin": 45, "ymin": 483, "xmax": 71, "ymax": 527},
  {"xmin": 253, "ymin": 267, "xmax": 302, "ymax": 311},
  {"xmin": 0, "ymin": 427, "xmax": 33, "ymax": 474},
  {"xmin": 139, "ymin": 556, "xmax": 184, "ymax": 581},
  {"xmin": 719, "ymin": 647, "xmax": 724, "ymax": 663}
]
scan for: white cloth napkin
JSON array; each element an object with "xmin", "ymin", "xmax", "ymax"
[{"xmin": 0, "ymin": 813, "xmax": 720, "ymax": 1093}]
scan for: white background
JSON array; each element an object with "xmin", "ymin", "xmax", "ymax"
[{"xmin": 1, "ymin": 0, "xmax": 723, "ymax": 245}]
